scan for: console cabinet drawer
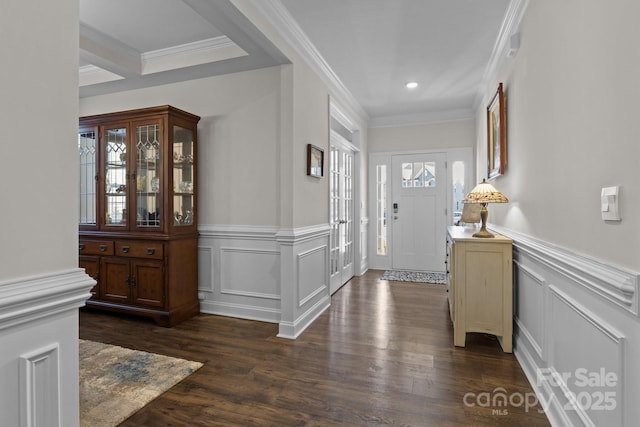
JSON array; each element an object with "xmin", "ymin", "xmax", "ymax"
[
  {"xmin": 115, "ymin": 241, "xmax": 164, "ymax": 259},
  {"xmin": 79, "ymin": 240, "xmax": 114, "ymax": 256}
]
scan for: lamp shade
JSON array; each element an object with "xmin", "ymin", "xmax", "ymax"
[{"xmin": 464, "ymin": 179, "xmax": 508, "ymax": 204}]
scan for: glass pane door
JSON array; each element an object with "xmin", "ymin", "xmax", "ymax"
[
  {"xmin": 135, "ymin": 123, "xmax": 161, "ymax": 228},
  {"xmin": 104, "ymin": 127, "xmax": 127, "ymax": 226},
  {"xmin": 79, "ymin": 129, "xmax": 97, "ymax": 226},
  {"xmin": 172, "ymin": 125, "xmax": 194, "ymax": 226}
]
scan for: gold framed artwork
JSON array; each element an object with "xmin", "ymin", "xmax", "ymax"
[
  {"xmin": 307, "ymin": 144, "xmax": 324, "ymax": 177},
  {"xmin": 487, "ymin": 82, "xmax": 506, "ymax": 179}
]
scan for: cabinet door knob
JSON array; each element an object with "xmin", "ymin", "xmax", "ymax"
[
  {"xmin": 99, "ymin": 245, "xmax": 107, "ymax": 252},
  {"xmin": 121, "ymin": 246, "xmax": 130, "ymax": 253},
  {"xmin": 146, "ymin": 248, "xmax": 155, "ymax": 255},
  {"xmin": 79, "ymin": 244, "xmax": 85, "ymax": 251}
]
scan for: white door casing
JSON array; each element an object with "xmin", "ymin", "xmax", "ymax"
[{"xmin": 391, "ymin": 153, "xmax": 446, "ymax": 271}]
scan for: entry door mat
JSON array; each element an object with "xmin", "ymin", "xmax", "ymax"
[
  {"xmin": 79, "ymin": 339, "xmax": 202, "ymax": 427},
  {"xmin": 380, "ymin": 270, "xmax": 446, "ymax": 284}
]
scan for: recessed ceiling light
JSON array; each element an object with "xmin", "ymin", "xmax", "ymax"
[{"xmin": 405, "ymin": 81, "xmax": 418, "ymax": 89}]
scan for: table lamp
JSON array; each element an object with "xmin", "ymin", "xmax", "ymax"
[{"xmin": 463, "ymin": 179, "xmax": 508, "ymax": 238}]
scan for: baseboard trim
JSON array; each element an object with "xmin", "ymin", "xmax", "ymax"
[
  {"xmin": 200, "ymin": 300, "xmax": 281, "ymax": 324},
  {"xmin": 278, "ymin": 294, "xmax": 330, "ymax": 339}
]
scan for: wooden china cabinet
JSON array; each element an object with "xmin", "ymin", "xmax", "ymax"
[{"xmin": 78, "ymin": 105, "xmax": 200, "ymax": 326}]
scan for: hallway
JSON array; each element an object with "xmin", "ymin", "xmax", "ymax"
[{"xmin": 79, "ymin": 270, "xmax": 550, "ymax": 426}]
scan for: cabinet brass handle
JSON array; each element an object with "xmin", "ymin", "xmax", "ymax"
[
  {"xmin": 99, "ymin": 245, "xmax": 107, "ymax": 252},
  {"xmin": 79, "ymin": 244, "xmax": 85, "ymax": 251},
  {"xmin": 146, "ymin": 248, "xmax": 155, "ymax": 255},
  {"xmin": 121, "ymin": 246, "xmax": 130, "ymax": 253}
]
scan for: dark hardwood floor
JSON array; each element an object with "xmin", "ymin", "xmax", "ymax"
[{"xmin": 79, "ymin": 270, "xmax": 551, "ymax": 426}]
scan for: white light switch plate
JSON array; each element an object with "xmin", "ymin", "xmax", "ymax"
[{"xmin": 601, "ymin": 186, "xmax": 621, "ymax": 221}]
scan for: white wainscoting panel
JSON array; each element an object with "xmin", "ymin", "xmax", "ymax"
[
  {"xmin": 277, "ymin": 224, "xmax": 331, "ymax": 339},
  {"xmin": 547, "ymin": 286, "xmax": 624, "ymax": 427},
  {"xmin": 198, "ymin": 225, "xmax": 281, "ymax": 323},
  {"xmin": 197, "ymin": 246, "xmax": 213, "ymax": 296},
  {"xmin": 514, "ymin": 260, "xmax": 546, "ymax": 360},
  {"xmin": 0, "ymin": 269, "xmax": 93, "ymax": 427},
  {"xmin": 20, "ymin": 343, "xmax": 60, "ymax": 427},
  {"xmin": 297, "ymin": 245, "xmax": 328, "ymax": 307},
  {"xmin": 220, "ymin": 247, "xmax": 280, "ymax": 299},
  {"xmin": 198, "ymin": 224, "xmax": 331, "ymax": 337},
  {"xmin": 490, "ymin": 225, "xmax": 638, "ymax": 427}
]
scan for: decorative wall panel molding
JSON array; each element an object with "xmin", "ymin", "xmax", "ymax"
[
  {"xmin": 546, "ymin": 286, "xmax": 625, "ymax": 427},
  {"xmin": 198, "ymin": 225, "xmax": 281, "ymax": 323},
  {"xmin": 297, "ymin": 245, "xmax": 328, "ymax": 307},
  {"xmin": 198, "ymin": 224, "xmax": 331, "ymax": 338},
  {"xmin": 491, "ymin": 225, "xmax": 636, "ymax": 427},
  {"xmin": 513, "ymin": 260, "xmax": 546, "ymax": 360},
  {"xmin": 220, "ymin": 247, "xmax": 280, "ymax": 299},
  {"xmin": 197, "ymin": 246, "xmax": 214, "ymax": 294},
  {"xmin": 20, "ymin": 344, "xmax": 60, "ymax": 427},
  {"xmin": 0, "ymin": 269, "xmax": 93, "ymax": 427}
]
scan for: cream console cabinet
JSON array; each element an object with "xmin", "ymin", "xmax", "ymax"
[{"xmin": 446, "ymin": 226, "xmax": 513, "ymax": 352}]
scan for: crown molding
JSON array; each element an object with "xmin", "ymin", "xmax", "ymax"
[
  {"xmin": 250, "ymin": 0, "xmax": 369, "ymax": 124},
  {"xmin": 473, "ymin": 0, "xmax": 530, "ymax": 110},
  {"xmin": 141, "ymin": 36, "xmax": 236, "ymax": 61},
  {"xmin": 141, "ymin": 36, "xmax": 247, "ymax": 75}
]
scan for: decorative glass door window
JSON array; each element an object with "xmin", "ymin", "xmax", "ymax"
[
  {"xmin": 401, "ymin": 162, "xmax": 436, "ymax": 188},
  {"xmin": 135, "ymin": 123, "xmax": 161, "ymax": 227},
  {"xmin": 376, "ymin": 165, "xmax": 387, "ymax": 255},
  {"xmin": 105, "ymin": 127, "xmax": 127, "ymax": 225},
  {"xmin": 173, "ymin": 125, "xmax": 194, "ymax": 226},
  {"xmin": 452, "ymin": 161, "xmax": 465, "ymax": 224},
  {"xmin": 79, "ymin": 130, "xmax": 97, "ymax": 225}
]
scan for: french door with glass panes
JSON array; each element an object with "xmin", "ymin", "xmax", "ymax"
[{"xmin": 329, "ymin": 143, "xmax": 355, "ymax": 294}]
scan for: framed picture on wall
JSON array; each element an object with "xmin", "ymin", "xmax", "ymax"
[
  {"xmin": 487, "ymin": 82, "xmax": 506, "ymax": 179},
  {"xmin": 307, "ymin": 144, "xmax": 324, "ymax": 177}
]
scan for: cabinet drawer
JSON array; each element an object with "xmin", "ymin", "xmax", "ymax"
[
  {"xmin": 79, "ymin": 240, "xmax": 114, "ymax": 256},
  {"xmin": 115, "ymin": 241, "xmax": 164, "ymax": 259}
]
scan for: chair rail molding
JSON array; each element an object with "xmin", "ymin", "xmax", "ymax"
[
  {"xmin": 0, "ymin": 269, "xmax": 94, "ymax": 330},
  {"xmin": 490, "ymin": 224, "xmax": 638, "ymax": 315}
]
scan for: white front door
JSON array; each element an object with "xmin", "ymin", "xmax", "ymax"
[
  {"xmin": 391, "ymin": 153, "xmax": 446, "ymax": 271},
  {"xmin": 329, "ymin": 144, "xmax": 355, "ymax": 294}
]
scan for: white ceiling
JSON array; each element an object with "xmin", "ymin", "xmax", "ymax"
[{"xmin": 79, "ymin": 0, "xmax": 512, "ymax": 126}]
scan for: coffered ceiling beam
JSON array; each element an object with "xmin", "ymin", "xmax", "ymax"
[{"xmin": 79, "ymin": 23, "xmax": 142, "ymax": 78}]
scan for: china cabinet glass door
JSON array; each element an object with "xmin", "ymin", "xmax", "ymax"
[
  {"xmin": 135, "ymin": 122, "xmax": 162, "ymax": 229},
  {"xmin": 104, "ymin": 126, "xmax": 127, "ymax": 227},
  {"xmin": 79, "ymin": 129, "xmax": 97, "ymax": 226},
  {"xmin": 172, "ymin": 125, "xmax": 194, "ymax": 226}
]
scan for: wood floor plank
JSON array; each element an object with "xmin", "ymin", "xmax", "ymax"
[{"xmin": 79, "ymin": 269, "xmax": 550, "ymax": 426}]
